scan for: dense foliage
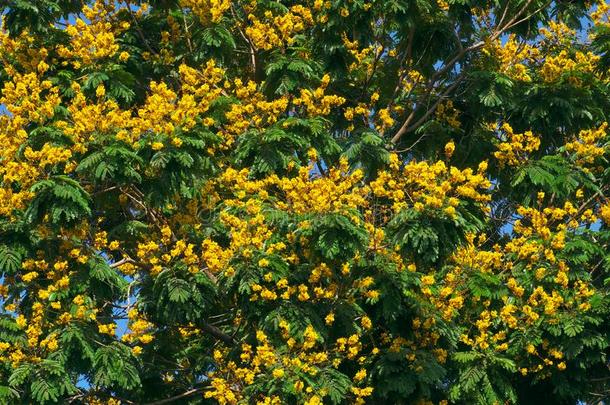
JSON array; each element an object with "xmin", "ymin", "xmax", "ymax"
[{"xmin": 0, "ymin": 0, "xmax": 609, "ymax": 403}]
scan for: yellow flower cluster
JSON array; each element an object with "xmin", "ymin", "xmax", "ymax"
[
  {"xmin": 224, "ymin": 79, "xmax": 289, "ymax": 138},
  {"xmin": 54, "ymin": 84, "xmax": 126, "ymax": 151},
  {"xmin": 494, "ymin": 123, "xmax": 541, "ymax": 166},
  {"xmin": 136, "ymin": 231, "xmax": 203, "ymax": 277},
  {"xmin": 399, "ymin": 69, "xmax": 425, "ymax": 94},
  {"xmin": 0, "ymin": 29, "xmax": 49, "ymax": 73},
  {"xmin": 437, "ymin": 0, "xmax": 450, "ymax": 11},
  {"xmin": 369, "ymin": 153, "xmax": 491, "ymax": 215},
  {"xmin": 540, "ymin": 50, "xmax": 600, "ymax": 85},
  {"xmin": 245, "ymin": 6, "xmax": 314, "ymax": 50},
  {"xmin": 341, "ymin": 33, "xmax": 382, "ymax": 74},
  {"xmin": 455, "ymin": 201, "xmax": 598, "ymax": 374},
  {"xmin": 0, "ymin": 71, "xmax": 61, "ymax": 216},
  {"xmin": 199, "ymin": 195, "xmax": 274, "ymax": 278},
  {"xmin": 58, "ymin": 19, "xmax": 120, "ymax": 67},
  {"xmin": 344, "ymin": 102, "xmax": 372, "ymax": 125},
  {"xmin": 427, "ymin": 234, "xmax": 501, "ymax": 320},
  {"xmin": 376, "ymin": 108, "xmax": 395, "ymax": 133},
  {"xmin": 207, "ymin": 324, "xmax": 374, "ymax": 404},
  {"xmin": 435, "ymin": 100, "xmax": 460, "ymax": 128},
  {"xmin": 23, "ymin": 143, "xmax": 73, "ymax": 170},
  {"xmin": 564, "ymin": 122, "xmax": 608, "ymax": 165},
  {"xmin": 483, "ymin": 35, "xmax": 540, "ymax": 82},
  {"xmin": 56, "ymin": 1, "xmax": 131, "ymax": 68},
  {"xmin": 600, "ymin": 203, "xmax": 610, "ymax": 225},
  {"xmin": 56, "ymin": 60, "xmax": 224, "ymax": 151},
  {"xmin": 275, "ymin": 159, "xmax": 365, "ymax": 214},
  {"xmin": 137, "ymin": 60, "xmax": 224, "ymax": 142},
  {"xmin": 0, "ymin": 299, "xmax": 61, "ymax": 367},
  {"xmin": 180, "ymin": 0, "xmax": 231, "ymax": 24},
  {"xmin": 121, "ymin": 309, "xmax": 155, "ymax": 348},
  {"xmin": 539, "ymin": 21, "xmax": 576, "ymax": 47},
  {"xmin": 293, "ymin": 74, "xmax": 346, "ymax": 116}
]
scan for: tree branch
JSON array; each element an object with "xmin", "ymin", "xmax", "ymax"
[
  {"xmin": 143, "ymin": 388, "xmax": 204, "ymax": 405},
  {"xmin": 200, "ymin": 321, "xmax": 236, "ymax": 345}
]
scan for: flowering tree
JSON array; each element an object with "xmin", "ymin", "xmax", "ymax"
[{"xmin": 0, "ymin": 0, "xmax": 609, "ymax": 403}]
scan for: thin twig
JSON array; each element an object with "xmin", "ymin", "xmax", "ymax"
[
  {"xmin": 143, "ymin": 388, "xmax": 204, "ymax": 405},
  {"xmin": 183, "ymin": 12, "xmax": 194, "ymax": 53}
]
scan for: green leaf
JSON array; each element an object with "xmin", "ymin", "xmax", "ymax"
[
  {"xmin": 0, "ymin": 245, "xmax": 24, "ymax": 274},
  {"xmin": 93, "ymin": 343, "xmax": 141, "ymax": 390},
  {"xmin": 25, "ymin": 176, "xmax": 91, "ymax": 225}
]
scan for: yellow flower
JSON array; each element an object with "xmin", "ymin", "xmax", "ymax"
[
  {"xmin": 307, "ymin": 148, "xmax": 318, "ymax": 161},
  {"xmin": 16, "ymin": 315, "xmax": 27, "ymax": 329},
  {"xmin": 22, "ymin": 271, "xmax": 39, "ymax": 283},
  {"xmin": 96, "ymin": 85, "xmax": 106, "ymax": 98},
  {"xmin": 354, "ymin": 368, "xmax": 367, "ymax": 382},
  {"xmin": 444, "ymin": 205, "xmax": 457, "ymax": 218},
  {"xmin": 421, "ymin": 275, "xmax": 435, "ymax": 286},
  {"xmin": 139, "ymin": 334, "xmax": 154, "ymax": 344},
  {"xmin": 360, "ymin": 316, "xmax": 372, "ymax": 329},
  {"xmin": 600, "ymin": 204, "xmax": 610, "ymax": 224},
  {"xmin": 98, "ymin": 323, "xmax": 117, "ymax": 336},
  {"xmin": 444, "ymin": 141, "xmax": 455, "ymax": 158},
  {"xmin": 494, "ymin": 123, "xmax": 540, "ymax": 167},
  {"xmin": 152, "ymin": 142, "xmax": 164, "ymax": 151}
]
